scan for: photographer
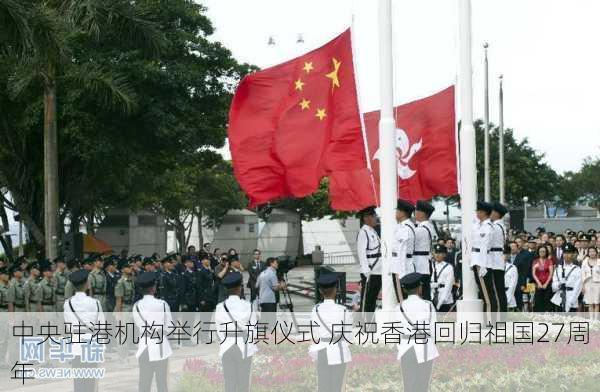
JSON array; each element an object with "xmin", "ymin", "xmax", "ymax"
[
  {"xmin": 215, "ymin": 253, "xmax": 232, "ymax": 303},
  {"xmin": 256, "ymin": 257, "xmax": 286, "ymax": 329}
]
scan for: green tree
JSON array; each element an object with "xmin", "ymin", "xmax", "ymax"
[{"xmin": 559, "ymin": 157, "xmax": 600, "ymax": 208}]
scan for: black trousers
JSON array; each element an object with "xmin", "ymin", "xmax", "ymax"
[
  {"xmin": 138, "ymin": 349, "xmax": 169, "ymax": 392},
  {"xmin": 420, "ymin": 274, "xmax": 432, "ymax": 301},
  {"xmin": 222, "ymin": 345, "xmax": 252, "ymax": 392},
  {"xmin": 533, "ymin": 286, "xmax": 553, "ymax": 312},
  {"xmin": 400, "ymin": 347, "xmax": 433, "ymax": 392},
  {"xmin": 363, "ymin": 274, "xmax": 382, "ymax": 314},
  {"xmin": 198, "ymin": 303, "xmax": 215, "ymax": 343},
  {"xmin": 439, "ymin": 303, "xmax": 453, "ymax": 313},
  {"xmin": 317, "ymin": 349, "xmax": 347, "ymax": 392},
  {"xmin": 473, "ymin": 266, "xmax": 496, "ymax": 324},
  {"xmin": 260, "ymin": 302, "xmax": 277, "ymax": 330},
  {"xmin": 72, "ymin": 357, "xmax": 97, "ymax": 392},
  {"xmin": 491, "ymin": 269, "xmax": 507, "ymax": 313}
]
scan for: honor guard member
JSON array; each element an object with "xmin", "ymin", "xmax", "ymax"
[
  {"xmin": 104, "ymin": 256, "xmax": 120, "ymax": 313},
  {"xmin": 490, "ymin": 202, "xmax": 508, "ymax": 316},
  {"xmin": 114, "ymin": 260, "xmax": 135, "ymax": 313},
  {"xmin": 0, "ymin": 267, "xmax": 9, "ymax": 368},
  {"xmin": 215, "ymin": 272, "xmax": 257, "ymax": 392},
  {"xmin": 63, "ymin": 269, "xmax": 106, "ymax": 392},
  {"xmin": 471, "ymin": 201, "xmax": 496, "ymax": 324},
  {"xmin": 7, "ymin": 266, "xmax": 26, "ymax": 312},
  {"xmin": 53, "ymin": 257, "xmax": 69, "ymax": 312},
  {"xmin": 309, "ymin": 273, "xmax": 352, "ymax": 392},
  {"xmin": 24, "ymin": 262, "xmax": 42, "ymax": 312},
  {"xmin": 430, "ymin": 245, "xmax": 455, "ymax": 312},
  {"xmin": 132, "ymin": 272, "xmax": 173, "ymax": 392},
  {"xmin": 396, "ymin": 273, "xmax": 438, "ymax": 392},
  {"xmin": 356, "ymin": 206, "xmax": 382, "ymax": 314},
  {"xmin": 414, "ymin": 200, "xmax": 437, "ymax": 300},
  {"xmin": 504, "ymin": 246, "xmax": 519, "ymax": 310},
  {"xmin": 392, "ymin": 200, "xmax": 416, "ymax": 302},
  {"xmin": 551, "ymin": 243, "xmax": 582, "ymax": 312},
  {"xmin": 88, "ymin": 254, "xmax": 107, "ymax": 310},
  {"xmin": 158, "ymin": 256, "xmax": 180, "ymax": 312},
  {"xmin": 39, "ymin": 261, "xmax": 56, "ymax": 312}
]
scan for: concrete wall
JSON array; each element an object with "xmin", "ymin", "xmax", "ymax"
[
  {"xmin": 211, "ymin": 209, "xmax": 259, "ymax": 264},
  {"xmin": 96, "ymin": 209, "xmax": 166, "ymax": 256},
  {"xmin": 257, "ymin": 209, "xmax": 301, "ymax": 261},
  {"xmin": 524, "ymin": 217, "xmax": 600, "ymax": 234}
]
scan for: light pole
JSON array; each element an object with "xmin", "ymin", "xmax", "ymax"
[
  {"xmin": 523, "ymin": 196, "xmax": 529, "ymax": 220},
  {"xmin": 483, "ymin": 42, "xmax": 491, "ymax": 202}
]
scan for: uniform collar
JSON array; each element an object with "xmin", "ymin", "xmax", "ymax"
[
  {"xmin": 227, "ymin": 295, "xmax": 241, "ymax": 301},
  {"xmin": 323, "ymin": 299, "xmax": 335, "ymax": 303},
  {"xmin": 143, "ymin": 294, "xmax": 155, "ymax": 299},
  {"xmin": 74, "ymin": 291, "xmax": 87, "ymax": 297}
]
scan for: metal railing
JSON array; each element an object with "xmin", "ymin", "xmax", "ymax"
[{"xmin": 323, "ymin": 251, "xmax": 357, "ymax": 265}]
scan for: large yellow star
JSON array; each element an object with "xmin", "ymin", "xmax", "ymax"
[
  {"xmin": 303, "ymin": 61, "xmax": 314, "ymax": 74},
  {"xmin": 299, "ymin": 99, "xmax": 310, "ymax": 110},
  {"xmin": 294, "ymin": 78, "xmax": 305, "ymax": 91},
  {"xmin": 315, "ymin": 108, "xmax": 327, "ymax": 121},
  {"xmin": 325, "ymin": 58, "xmax": 341, "ymax": 91}
]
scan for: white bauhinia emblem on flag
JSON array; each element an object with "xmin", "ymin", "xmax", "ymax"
[{"xmin": 373, "ymin": 128, "xmax": 422, "ymax": 179}]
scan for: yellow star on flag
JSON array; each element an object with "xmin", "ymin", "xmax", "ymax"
[
  {"xmin": 315, "ymin": 108, "xmax": 327, "ymax": 121},
  {"xmin": 299, "ymin": 99, "xmax": 310, "ymax": 110},
  {"xmin": 325, "ymin": 58, "xmax": 341, "ymax": 90},
  {"xmin": 303, "ymin": 62, "xmax": 314, "ymax": 74},
  {"xmin": 294, "ymin": 78, "xmax": 305, "ymax": 91}
]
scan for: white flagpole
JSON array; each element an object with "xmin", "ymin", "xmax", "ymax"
[
  {"xmin": 483, "ymin": 43, "xmax": 491, "ymax": 202},
  {"xmin": 499, "ymin": 75, "xmax": 505, "ymax": 204},
  {"xmin": 457, "ymin": 0, "xmax": 482, "ymax": 316},
  {"xmin": 378, "ymin": 0, "xmax": 397, "ymax": 311}
]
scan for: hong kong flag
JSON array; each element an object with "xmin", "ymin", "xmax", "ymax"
[
  {"xmin": 364, "ymin": 86, "xmax": 458, "ymax": 203},
  {"xmin": 228, "ymin": 29, "xmax": 376, "ymax": 211}
]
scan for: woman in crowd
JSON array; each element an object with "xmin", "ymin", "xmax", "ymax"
[
  {"xmin": 532, "ymin": 245, "xmax": 554, "ymax": 312},
  {"xmin": 582, "ymin": 247, "xmax": 600, "ymax": 319}
]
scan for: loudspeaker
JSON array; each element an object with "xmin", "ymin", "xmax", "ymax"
[{"xmin": 62, "ymin": 232, "xmax": 83, "ymax": 261}]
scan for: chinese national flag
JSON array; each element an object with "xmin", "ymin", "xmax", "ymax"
[
  {"xmin": 228, "ymin": 29, "xmax": 375, "ymax": 211},
  {"xmin": 364, "ymin": 86, "xmax": 458, "ymax": 203}
]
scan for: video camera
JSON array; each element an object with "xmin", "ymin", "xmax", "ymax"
[{"xmin": 276, "ymin": 255, "xmax": 296, "ymax": 276}]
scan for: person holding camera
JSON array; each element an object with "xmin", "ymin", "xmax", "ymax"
[
  {"xmin": 215, "ymin": 254, "xmax": 232, "ymax": 303},
  {"xmin": 256, "ymin": 257, "xmax": 286, "ymax": 330}
]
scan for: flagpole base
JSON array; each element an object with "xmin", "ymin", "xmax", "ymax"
[{"xmin": 456, "ymin": 298, "xmax": 483, "ymax": 326}]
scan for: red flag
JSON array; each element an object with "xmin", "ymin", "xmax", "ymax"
[
  {"xmin": 228, "ymin": 29, "xmax": 375, "ymax": 210},
  {"xmin": 364, "ymin": 86, "xmax": 458, "ymax": 203}
]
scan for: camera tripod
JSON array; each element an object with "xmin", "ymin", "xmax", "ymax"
[{"xmin": 278, "ymin": 273, "xmax": 299, "ymax": 333}]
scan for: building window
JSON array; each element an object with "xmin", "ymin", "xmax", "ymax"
[{"xmin": 249, "ymin": 223, "xmax": 255, "ymax": 233}]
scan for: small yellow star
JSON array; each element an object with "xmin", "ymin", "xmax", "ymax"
[
  {"xmin": 325, "ymin": 58, "xmax": 341, "ymax": 91},
  {"xmin": 299, "ymin": 99, "xmax": 310, "ymax": 110},
  {"xmin": 294, "ymin": 78, "xmax": 305, "ymax": 91},
  {"xmin": 303, "ymin": 62, "xmax": 314, "ymax": 74},
  {"xmin": 315, "ymin": 108, "xmax": 327, "ymax": 121}
]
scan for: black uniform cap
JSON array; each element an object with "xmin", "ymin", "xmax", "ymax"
[
  {"xmin": 103, "ymin": 257, "xmax": 116, "ymax": 269},
  {"xmin": 8, "ymin": 265, "xmax": 20, "ymax": 276},
  {"xmin": 492, "ymin": 202, "xmax": 508, "ymax": 216},
  {"xmin": 588, "ymin": 229, "xmax": 597, "ymax": 235},
  {"xmin": 416, "ymin": 200, "xmax": 435, "ymax": 216},
  {"xmin": 433, "ymin": 244, "xmax": 447, "ymax": 254},
  {"xmin": 69, "ymin": 269, "xmax": 89, "ymax": 285},
  {"xmin": 476, "ymin": 201, "xmax": 492, "ymax": 214},
  {"xmin": 26, "ymin": 261, "xmax": 39, "ymax": 271},
  {"xmin": 317, "ymin": 272, "xmax": 338, "ymax": 289},
  {"xmin": 82, "ymin": 257, "xmax": 93, "ymax": 265},
  {"xmin": 39, "ymin": 259, "xmax": 52, "ymax": 273},
  {"xmin": 142, "ymin": 257, "xmax": 154, "ymax": 266},
  {"xmin": 222, "ymin": 271, "xmax": 243, "ymax": 289},
  {"xmin": 136, "ymin": 272, "xmax": 157, "ymax": 288},
  {"xmin": 0, "ymin": 267, "xmax": 8, "ymax": 275},
  {"xmin": 400, "ymin": 272, "xmax": 423, "ymax": 290},
  {"xmin": 563, "ymin": 243, "xmax": 577, "ymax": 254},
  {"xmin": 117, "ymin": 259, "xmax": 130, "ymax": 270},
  {"xmin": 358, "ymin": 206, "xmax": 377, "ymax": 218},
  {"xmin": 397, "ymin": 199, "xmax": 415, "ymax": 214}
]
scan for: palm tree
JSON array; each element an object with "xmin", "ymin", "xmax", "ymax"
[{"xmin": 5, "ymin": 0, "xmax": 164, "ymax": 258}]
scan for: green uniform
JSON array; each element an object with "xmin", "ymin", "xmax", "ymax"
[
  {"xmin": 114, "ymin": 275, "xmax": 135, "ymax": 312},
  {"xmin": 0, "ymin": 282, "xmax": 8, "ymax": 312},
  {"xmin": 0, "ymin": 281, "xmax": 8, "ymax": 367},
  {"xmin": 88, "ymin": 269, "xmax": 107, "ymax": 310},
  {"xmin": 53, "ymin": 270, "xmax": 69, "ymax": 312},
  {"xmin": 64, "ymin": 280, "xmax": 75, "ymax": 301},
  {"xmin": 6, "ymin": 278, "xmax": 27, "ymax": 311},
  {"xmin": 40, "ymin": 278, "xmax": 56, "ymax": 312},
  {"xmin": 24, "ymin": 277, "xmax": 42, "ymax": 312}
]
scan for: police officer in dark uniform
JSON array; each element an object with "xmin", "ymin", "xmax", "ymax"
[
  {"xmin": 195, "ymin": 256, "xmax": 216, "ymax": 343},
  {"xmin": 104, "ymin": 256, "xmax": 121, "ymax": 313},
  {"xmin": 158, "ymin": 256, "xmax": 180, "ymax": 312}
]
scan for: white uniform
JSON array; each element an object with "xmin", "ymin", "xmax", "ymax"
[
  {"xmin": 470, "ymin": 218, "xmax": 493, "ymax": 269},
  {"xmin": 414, "ymin": 221, "xmax": 436, "ymax": 275},
  {"xmin": 132, "ymin": 294, "xmax": 174, "ymax": 361},
  {"xmin": 504, "ymin": 263, "xmax": 518, "ymax": 308},
  {"xmin": 395, "ymin": 295, "xmax": 439, "ymax": 363},
  {"xmin": 309, "ymin": 299, "xmax": 352, "ymax": 365},
  {"xmin": 391, "ymin": 219, "xmax": 416, "ymax": 278},
  {"xmin": 64, "ymin": 292, "xmax": 106, "ymax": 357},
  {"xmin": 551, "ymin": 263, "xmax": 582, "ymax": 310},
  {"xmin": 430, "ymin": 261, "xmax": 454, "ymax": 309},
  {"xmin": 489, "ymin": 220, "xmax": 506, "ymax": 270},
  {"xmin": 357, "ymin": 225, "xmax": 382, "ymax": 276},
  {"xmin": 215, "ymin": 295, "xmax": 258, "ymax": 359}
]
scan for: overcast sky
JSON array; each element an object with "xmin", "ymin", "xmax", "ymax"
[{"xmin": 201, "ymin": 0, "xmax": 600, "ymax": 173}]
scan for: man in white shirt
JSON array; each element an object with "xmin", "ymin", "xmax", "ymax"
[
  {"xmin": 256, "ymin": 258, "xmax": 285, "ymax": 329},
  {"xmin": 356, "ymin": 206, "xmax": 382, "ymax": 314},
  {"xmin": 396, "ymin": 273, "xmax": 438, "ymax": 392},
  {"xmin": 215, "ymin": 272, "xmax": 257, "ymax": 392},
  {"xmin": 471, "ymin": 201, "xmax": 495, "ymax": 325},
  {"xmin": 132, "ymin": 272, "xmax": 173, "ymax": 392},
  {"xmin": 310, "ymin": 273, "xmax": 352, "ymax": 392},
  {"xmin": 414, "ymin": 200, "xmax": 437, "ymax": 300},
  {"xmin": 490, "ymin": 202, "xmax": 508, "ymax": 316},
  {"xmin": 63, "ymin": 269, "xmax": 106, "ymax": 392},
  {"xmin": 430, "ymin": 244, "xmax": 454, "ymax": 312},
  {"xmin": 392, "ymin": 199, "xmax": 416, "ymax": 304}
]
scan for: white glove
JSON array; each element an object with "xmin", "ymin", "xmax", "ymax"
[
  {"xmin": 478, "ymin": 267, "xmax": 488, "ymax": 278},
  {"xmin": 431, "ymin": 282, "xmax": 439, "ymax": 289}
]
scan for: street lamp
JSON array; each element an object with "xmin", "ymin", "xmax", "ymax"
[{"xmin": 523, "ymin": 196, "xmax": 529, "ymax": 220}]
